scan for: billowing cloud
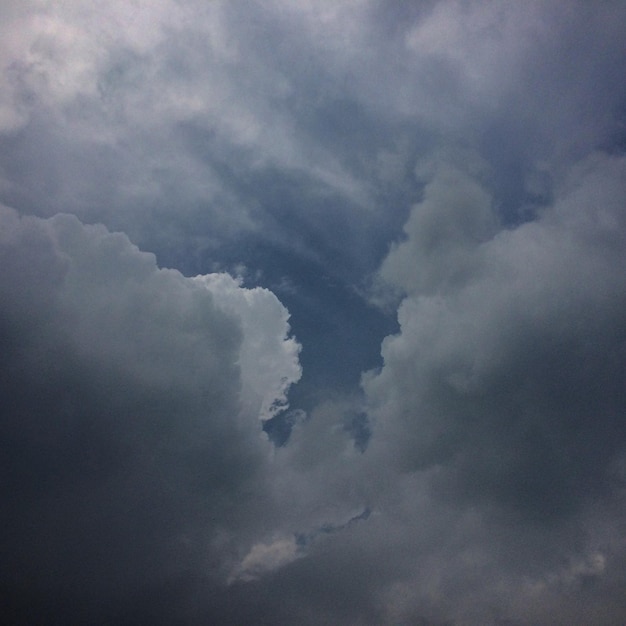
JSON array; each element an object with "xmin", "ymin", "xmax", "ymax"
[
  {"xmin": 0, "ymin": 206, "xmax": 300, "ymax": 622},
  {"xmin": 2, "ymin": 1, "xmax": 626, "ymax": 624},
  {"xmin": 367, "ymin": 153, "xmax": 626, "ymax": 505},
  {"xmin": 195, "ymin": 272, "xmax": 301, "ymax": 422},
  {"xmin": 358, "ymin": 152, "xmax": 626, "ymax": 621}
]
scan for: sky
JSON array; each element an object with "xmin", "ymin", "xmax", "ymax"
[{"xmin": 1, "ymin": 1, "xmax": 626, "ymax": 624}]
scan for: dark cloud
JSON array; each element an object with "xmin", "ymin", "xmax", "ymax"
[
  {"xmin": 1, "ymin": 1, "xmax": 626, "ymax": 624},
  {"xmin": 0, "ymin": 207, "xmax": 300, "ymax": 623},
  {"xmin": 368, "ymin": 154, "xmax": 626, "ymax": 512},
  {"xmin": 360, "ymin": 153, "xmax": 626, "ymax": 621}
]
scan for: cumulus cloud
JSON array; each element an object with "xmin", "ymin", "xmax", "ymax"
[
  {"xmin": 195, "ymin": 273, "xmax": 301, "ymax": 421},
  {"xmin": 0, "ymin": 206, "xmax": 300, "ymax": 622},
  {"xmin": 2, "ymin": 1, "xmax": 626, "ymax": 624},
  {"xmin": 380, "ymin": 154, "xmax": 498, "ymax": 296},
  {"xmin": 367, "ymin": 153, "xmax": 626, "ymax": 498},
  {"xmin": 359, "ymin": 152, "xmax": 626, "ymax": 621}
]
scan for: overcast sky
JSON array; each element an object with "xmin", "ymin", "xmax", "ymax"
[{"xmin": 2, "ymin": 1, "xmax": 626, "ymax": 624}]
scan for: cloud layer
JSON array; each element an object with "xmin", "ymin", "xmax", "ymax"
[{"xmin": 1, "ymin": 1, "xmax": 626, "ymax": 624}]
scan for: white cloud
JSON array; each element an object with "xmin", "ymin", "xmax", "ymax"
[
  {"xmin": 229, "ymin": 536, "xmax": 302, "ymax": 583},
  {"xmin": 194, "ymin": 273, "xmax": 301, "ymax": 422}
]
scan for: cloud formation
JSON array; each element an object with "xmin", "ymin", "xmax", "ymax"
[
  {"xmin": 360, "ymin": 152, "xmax": 626, "ymax": 621},
  {"xmin": 370, "ymin": 153, "xmax": 626, "ymax": 498},
  {"xmin": 1, "ymin": 1, "xmax": 626, "ymax": 624},
  {"xmin": 0, "ymin": 206, "xmax": 300, "ymax": 622}
]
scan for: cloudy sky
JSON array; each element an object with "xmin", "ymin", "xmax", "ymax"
[{"xmin": 1, "ymin": 1, "xmax": 626, "ymax": 624}]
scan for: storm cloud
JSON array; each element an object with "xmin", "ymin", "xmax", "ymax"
[
  {"xmin": 1, "ymin": 1, "xmax": 626, "ymax": 624},
  {"xmin": 0, "ymin": 207, "xmax": 300, "ymax": 622}
]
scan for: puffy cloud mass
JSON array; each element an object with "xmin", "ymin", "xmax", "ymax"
[
  {"xmin": 359, "ymin": 153, "xmax": 626, "ymax": 622},
  {"xmin": 369, "ymin": 154, "xmax": 626, "ymax": 505},
  {"xmin": 1, "ymin": 0, "xmax": 626, "ymax": 624},
  {"xmin": 0, "ymin": 206, "xmax": 300, "ymax": 622}
]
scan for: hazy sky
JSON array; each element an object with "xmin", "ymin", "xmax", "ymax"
[{"xmin": 2, "ymin": 1, "xmax": 626, "ymax": 624}]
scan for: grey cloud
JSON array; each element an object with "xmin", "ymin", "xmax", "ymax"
[
  {"xmin": 367, "ymin": 153, "xmax": 626, "ymax": 511},
  {"xmin": 2, "ymin": 1, "xmax": 626, "ymax": 624},
  {"xmin": 380, "ymin": 155, "xmax": 498, "ymax": 296},
  {"xmin": 6, "ymin": 0, "xmax": 622, "ymax": 284},
  {"xmin": 357, "ymin": 153, "xmax": 626, "ymax": 620},
  {"xmin": 0, "ymin": 206, "xmax": 300, "ymax": 622}
]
